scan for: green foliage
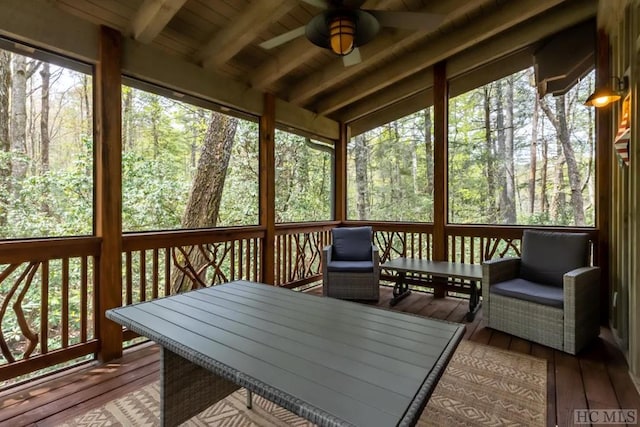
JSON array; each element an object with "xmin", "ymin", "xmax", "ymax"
[
  {"xmin": 275, "ymin": 130, "xmax": 332, "ymax": 223},
  {"xmin": 0, "ymin": 138, "xmax": 93, "ymax": 238},
  {"xmin": 347, "ymin": 110, "xmax": 434, "ymax": 221}
]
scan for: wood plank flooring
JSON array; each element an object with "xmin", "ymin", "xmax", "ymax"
[{"xmin": 1, "ymin": 285, "xmax": 639, "ymax": 427}]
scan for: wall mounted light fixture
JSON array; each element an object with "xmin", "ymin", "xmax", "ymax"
[{"xmin": 584, "ymin": 75, "xmax": 629, "ymax": 107}]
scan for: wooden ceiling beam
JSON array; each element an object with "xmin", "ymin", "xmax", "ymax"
[
  {"xmin": 250, "ymin": 0, "xmax": 403, "ymax": 91},
  {"xmin": 336, "ymin": 69, "xmax": 434, "ymax": 123},
  {"xmin": 196, "ymin": 0, "xmax": 298, "ymax": 70},
  {"xmin": 130, "ymin": 0, "xmax": 187, "ymax": 43},
  {"xmin": 329, "ymin": 0, "xmax": 597, "ymax": 120},
  {"xmin": 347, "ymin": 49, "xmax": 533, "ymax": 135},
  {"xmin": 299, "ymin": 0, "xmax": 576, "ymax": 112},
  {"xmin": 286, "ymin": 0, "xmax": 487, "ymax": 105}
]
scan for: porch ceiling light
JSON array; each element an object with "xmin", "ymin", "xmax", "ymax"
[
  {"xmin": 305, "ymin": 10, "xmax": 379, "ymax": 57},
  {"xmin": 329, "ymin": 15, "xmax": 356, "ymax": 56},
  {"xmin": 584, "ymin": 76, "xmax": 629, "ymax": 108}
]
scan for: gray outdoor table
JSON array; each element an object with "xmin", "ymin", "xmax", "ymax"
[
  {"xmin": 106, "ymin": 280, "xmax": 465, "ymax": 427},
  {"xmin": 382, "ymin": 258, "xmax": 483, "ymax": 321}
]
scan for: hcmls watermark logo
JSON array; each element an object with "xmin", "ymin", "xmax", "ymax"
[{"xmin": 574, "ymin": 409, "xmax": 638, "ymax": 424}]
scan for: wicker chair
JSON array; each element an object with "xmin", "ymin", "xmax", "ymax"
[
  {"xmin": 482, "ymin": 230, "xmax": 600, "ymax": 354},
  {"xmin": 322, "ymin": 226, "xmax": 380, "ymax": 300}
]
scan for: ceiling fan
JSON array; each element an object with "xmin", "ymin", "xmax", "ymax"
[{"xmin": 259, "ymin": 0, "xmax": 444, "ymax": 67}]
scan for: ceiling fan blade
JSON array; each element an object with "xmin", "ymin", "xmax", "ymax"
[
  {"xmin": 342, "ymin": 47, "xmax": 362, "ymax": 67},
  {"xmin": 299, "ymin": 0, "xmax": 329, "ymax": 8},
  {"xmin": 259, "ymin": 26, "xmax": 306, "ymax": 50},
  {"xmin": 368, "ymin": 11, "xmax": 444, "ymax": 30}
]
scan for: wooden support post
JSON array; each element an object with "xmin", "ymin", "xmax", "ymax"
[
  {"xmin": 334, "ymin": 122, "xmax": 348, "ymax": 222},
  {"xmin": 432, "ymin": 61, "xmax": 448, "ymax": 298},
  {"xmin": 595, "ymin": 29, "xmax": 611, "ymax": 324},
  {"xmin": 260, "ymin": 93, "xmax": 276, "ymax": 285},
  {"xmin": 95, "ymin": 26, "xmax": 123, "ymax": 362}
]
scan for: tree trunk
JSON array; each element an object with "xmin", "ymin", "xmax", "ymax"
[
  {"xmin": 82, "ymin": 75, "xmax": 91, "ymax": 137},
  {"xmin": 540, "ymin": 120, "xmax": 549, "ymax": 214},
  {"xmin": 411, "ymin": 130, "xmax": 418, "ymax": 194},
  {"xmin": 550, "ymin": 141, "xmax": 565, "ymax": 223},
  {"xmin": 483, "ymin": 86, "xmax": 497, "ymax": 223},
  {"xmin": 503, "ymin": 75, "xmax": 516, "ymax": 223},
  {"xmin": 10, "ymin": 57, "xmax": 39, "ymax": 184},
  {"xmin": 150, "ymin": 97, "xmax": 160, "ymax": 159},
  {"xmin": 495, "ymin": 81, "xmax": 510, "ymax": 224},
  {"xmin": 0, "ymin": 50, "xmax": 11, "ymax": 226},
  {"xmin": 529, "ymin": 96, "xmax": 538, "ymax": 215},
  {"xmin": 540, "ymin": 96, "xmax": 586, "ymax": 225},
  {"xmin": 40, "ymin": 63, "xmax": 50, "ymax": 173},
  {"xmin": 172, "ymin": 112, "xmax": 238, "ymax": 293},
  {"xmin": 424, "ymin": 107, "xmax": 433, "ymax": 196},
  {"xmin": 354, "ymin": 133, "xmax": 369, "ymax": 220},
  {"xmin": 39, "ymin": 62, "xmax": 51, "ymax": 215},
  {"xmin": 10, "ymin": 55, "xmax": 28, "ymax": 182},
  {"xmin": 122, "ymin": 86, "xmax": 132, "ymax": 151}
]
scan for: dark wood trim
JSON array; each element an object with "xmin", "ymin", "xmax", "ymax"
[
  {"xmin": 0, "ymin": 341, "xmax": 98, "ymax": 382},
  {"xmin": 123, "ymin": 329, "xmax": 140, "ymax": 342},
  {"xmin": 595, "ymin": 29, "xmax": 611, "ymax": 324},
  {"xmin": 445, "ymin": 225, "xmax": 598, "ymax": 239},
  {"xmin": 279, "ymin": 274, "xmax": 322, "ymax": 289},
  {"xmin": 260, "ymin": 93, "xmax": 276, "ymax": 284},
  {"xmin": 275, "ymin": 221, "xmax": 338, "ymax": 234},
  {"xmin": 432, "ymin": 61, "xmax": 448, "ymax": 264},
  {"xmin": 0, "ymin": 237, "xmax": 100, "ymax": 263},
  {"xmin": 343, "ymin": 221, "xmax": 435, "ymax": 233},
  {"xmin": 334, "ymin": 122, "xmax": 348, "ymax": 222},
  {"xmin": 95, "ymin": 26, "xmax": 123, "ymax": 361},
  {"xmin": 122, "ymin": 227, "xmax": 265, "ymax": 251}
]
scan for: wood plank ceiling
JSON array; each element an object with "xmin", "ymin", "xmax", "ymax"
[{"xmin": 55, "ymin": 0, "xmax": 597, "ymax": 133}]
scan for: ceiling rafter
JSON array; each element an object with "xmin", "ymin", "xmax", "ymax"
[
  {"xmin": 195, "ymin": 0, "xmax": 299, "ymax": 70},
  {"xmin": 285, "ymin": 0, "xmax": 487, "ymax": 106},
  {"xmin": 331, "ymin": 0, "xmax": 597, "ymax": 121},
  {"xmin": 250, "ymin": 0, "xmax": 403, "ymax": 91},
  {"xmin": 309, "ymin": 0, "xmax": 575, "ymax": 115},
  {"xmin": 130, "ymin": 0, "xmax": 187, "ymax": 43}
]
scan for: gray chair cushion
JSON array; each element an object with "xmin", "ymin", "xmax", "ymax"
[
  {"xmin": 332, "ymin": 227, "xmax": 373, "ymax": 261},
  {"xmin": 327, "ymin": 260, "xmax": 374, "ymax": 273},
  {"xmin": 490, "ymin": 278, "xmax": 564, "ymax": 308},
  {"xmin": 520, "ymin": 230, "xmax": 589, "ymax": 287}
]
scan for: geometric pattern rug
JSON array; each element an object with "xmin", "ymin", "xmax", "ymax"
[{"xmin": 59, "ymin": 341, "xmax": 546, "ymax": 427}]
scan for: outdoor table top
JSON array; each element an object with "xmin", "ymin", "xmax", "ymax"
[
  {"xmin": 106, "ymin": 280, "xmax": 465, "ymax": 427},
  {"xmin": 382, "ymin": 258, "xmax": 483, "ymax": 281}
]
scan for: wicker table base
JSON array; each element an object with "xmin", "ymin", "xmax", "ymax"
[{"xmin": 161, "ymin": 347, "xmax": 240, "ymax": 427}]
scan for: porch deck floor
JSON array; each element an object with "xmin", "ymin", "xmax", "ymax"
[{"xmin": 1, "ymin": 285, "xmax": 639, "ymax": 427}]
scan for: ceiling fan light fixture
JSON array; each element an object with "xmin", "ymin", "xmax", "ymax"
[{"xmin": 329, "ymin": 15, "xmax": 355, "ymax": 56}]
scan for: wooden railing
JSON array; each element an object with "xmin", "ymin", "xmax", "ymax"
[
  {"xmin": 446, "ymin": 225, "xmax": 599, "ymax": 264},
  {"xmin": 0, "ymin": 222, "xmax": 599, "ymax": 385},
  {"xmin": 122, "ymin": 227, "xmax": 264, "ymax": 302},
  {"xmin": 0, "ymin": 237, "xmax": 100, "ymax": 383},
  {"xmin": 274, "ymin": 222, "xmax": 337, "ymax": 289}
]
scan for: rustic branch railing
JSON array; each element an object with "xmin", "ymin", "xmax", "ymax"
[
  {"xmin": 274, "ymin": 222, "xmax": 337, "ymax": 289},
  {"xmin": 122, "ymin": 227, "xmax": 264, "ymax": 302},
  {"xmin": 446, "ymin": 225, "xmax": 598, "ymax": 264},
  {"xmin": 0, "ymin": 237, "xmax": 100, "ymax": 383}
]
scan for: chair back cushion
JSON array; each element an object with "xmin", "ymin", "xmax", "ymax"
[
  {"xmin": 332, "ymin": 227, "xmax": 373, "ymax": 261},
  {"xmin": 520, "ymin": 230, "xmax": 590, "ymax": 287}
]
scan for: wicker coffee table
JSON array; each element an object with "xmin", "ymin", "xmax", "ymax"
[{"xmin": 106, "ymin": 280, "xmax": 464, "ymax": 427}]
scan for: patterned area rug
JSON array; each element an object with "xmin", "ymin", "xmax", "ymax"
[{"xmin": 60, "ymin": 341, "xmax": 546, "ymax": 427}]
